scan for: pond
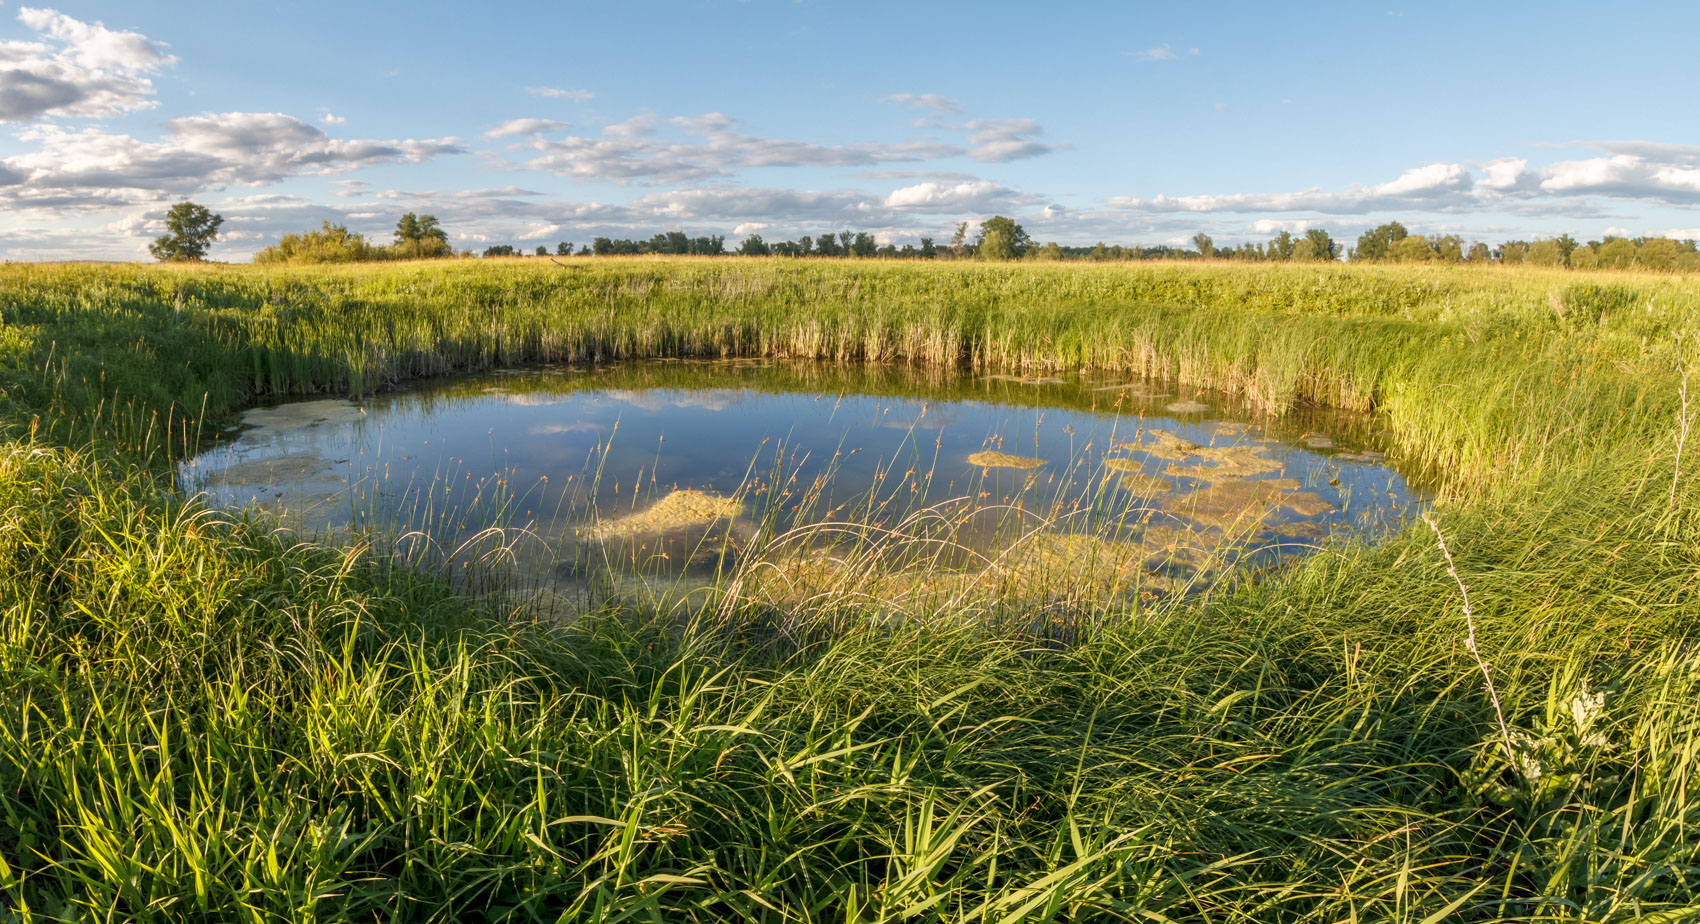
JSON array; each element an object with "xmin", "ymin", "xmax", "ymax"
[{"xmin": 180, "ymin": 361, "xmax": 1425, "ymax": 616}]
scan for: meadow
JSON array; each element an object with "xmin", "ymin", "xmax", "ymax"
[{"xmin": 0, "ymin": 257, "xmax": 1696, "ymax": 921}]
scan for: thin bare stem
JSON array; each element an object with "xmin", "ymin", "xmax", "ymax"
[
  {"xmin": 1673, "ymin": 342, "xmax": 1691, "ymax": 513},
  {"xmin": 1421, "ymin": 513, "xmax": 1515, "ymax": 763}
]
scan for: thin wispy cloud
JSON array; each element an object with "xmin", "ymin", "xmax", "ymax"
[
  {"xmin": 884, "ymin": 93, "xmax": 963, "ymax": 114},
  {"xmin": 1129, "ymin": 43, "xmax": 1199, "ymax": 62},
  {"xmin": 525, "ymin": 86, "xmax": 593, "ymax": 101}
]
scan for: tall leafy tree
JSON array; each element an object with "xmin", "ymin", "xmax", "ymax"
[
  {"xmin": 977, "ymin": 216, "xmax": 1032, "ymax": 261},
  {"xmin": 1191, "ymin": 233, "xmax": 1215, "ymax": 259},
  {"xmin": 394, "ymin": 213, "xmax": 450, "ymax": 258},
  {"xmin": 148, "ymin": 201, "xmax": 223, "ymax": 262},
  {"xmin": 1353, "ymin": 222, "xmax": 1408, "ymax": 262}
]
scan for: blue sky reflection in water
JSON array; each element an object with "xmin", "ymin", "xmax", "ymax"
[{"xmin": 181, "ymin": 362, "xmax": 1424, "ymax": 604}]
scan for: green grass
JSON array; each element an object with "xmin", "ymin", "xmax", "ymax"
[{"xmin": 0, "ymin": 258, "xmax": 1696, "ymax": 921}]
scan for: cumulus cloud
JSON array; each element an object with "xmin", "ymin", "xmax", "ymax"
[
  {"xmin": 1103, "ymin": 147, "xmax": 1700, "ymax": 218},
  {"xmin": 319, "ymin": 112, "xmax": 346, "ymax": 126},
  {"xmin": 0, "ymin": 7, "xmax": 175, "ymax": 121},
  {"xmin": 884, "ymin": 93, "xmax": 963, "ymax": 114},
  {"xmin": 882, "ymin": 180, "xmax": 1024, "ymax": 212},
  {"xmin": 511, "ymin": 112, "xmax": 964, "ymax": 185},
  {"xmin": 526, "ymin": 86, "xmax": 593, "ymax": 101},
  {"xmin": 0, "ymin": 112, "xmax": 464, "ymax": 211}
]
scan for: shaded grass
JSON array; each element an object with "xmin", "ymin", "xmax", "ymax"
[{"xmin": 0, "ymin": 259, "xmax": 1696, "ymax": 920}]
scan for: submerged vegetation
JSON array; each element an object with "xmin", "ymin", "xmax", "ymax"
[{"xmin": 0, "ymin": 258, "xmax": 1697, "ymax": 920}]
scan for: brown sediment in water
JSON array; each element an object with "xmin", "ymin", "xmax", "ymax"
[
  {"xmin": 1167, "ymin": 477, "xmax": 1334, "ymax": 531},
  {"xmin": 584, "ymin": 489, "xmax": 741, "ymax": 541},
  {"xmin": 1165, "ymin": 399, "xmax": 1209, "ymax": 414},
  {"xmin": 982, "ymin": 374, "xmax": 1065, "ymax": 386},
  {"xmin": 967, "ymin": 450, "xmax": 1045, "ymax": 469},
  {"xmin": 1334, "ymin": 450, "xmax": 1387, "ymax": 463},
  {"xmin": 1301, "ymin": 433, "xmax": 1335, "ymax": 449}
]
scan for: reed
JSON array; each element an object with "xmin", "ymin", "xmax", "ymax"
[{"xmin": 0, "ymin": 258, "xmax": 1696, "ymax": 920}]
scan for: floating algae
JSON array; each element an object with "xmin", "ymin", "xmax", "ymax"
[
  {"xmin": 1124, "ymin": 429, "xmax": 1201, "ymax": 460},
  {"xmin": 1089, "ymin": 382, "xmax": 1172, "ymax": 397},
  {"xmin": 1103, "ymin": 457, "xmax": 1171, "ymax": 494},
  {"xmin": 737, "ymin": 530, "xmax": 1190, "ymax": 612},
  {"xmin": 202, "ymin": 452, "xmax": 343, "ymax": 488},
  {"xmin": 1301, "ymin": 433, "xmax": 1335, "ymax": 449},
  {"xmin": 241, "ymin": 399, "xmax": 364, "ymax": 432},
  {"xmin": 1168, "ymin": 478, "xmax": 1334, "ymax": 532},
  {"xmin": 1165, "ymin": 399, "xmax": 1209, "ymax": 414},
  {"xmin": 584, "ymin": 489, "xmax": 741, "ymax": 541},
  {"xmin": 1334, "ymin": 450, "xmax": 1387, "ymax": 463},
  {"xmin": 983, "ymin": 374, "xmax": 1066, "ymax": 386},
  {"xmin": 1162, "ymin": 444, "xmax": 1284, "ymax": 480},
  {"xmin": 1121, "ymin": 431, "xmax": 1283, "ymax": 479},
  {"xmin": 967, "ymin": 450, "xmax": 1046, "ymax": 470}
]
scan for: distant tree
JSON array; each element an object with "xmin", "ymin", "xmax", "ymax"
[
  {"xmin": 556, "ymin": 241, "xmax": 573, "ymax": 255},
  {"xmin": 149, "ymin": 201, "xmax": 224, "ymax": 262},
  {"xmin": 797, "ymin": 235, "xmax": 813, "ymax": 257},
  {"xmin": 253, "ymin": 221, "xmax": 375, "ymax": 265},
  {"xmin": 577, "ymin": 245, "xmax": 591, "ymax": 256},
  {"xmin": 592, "ymin": 237, "xmax": 612, "ymax": 256},
  {"xmin": 738, "ymin": 234, "xmax": 771, "ymax": 256},
  {"xmin": 975, "ymin": 216, "xmax": 1032, "ymax": 261},
  {"xmin": 1293, "ymin": 228, "xmax": 1339, "ymax": 262},
  {"xmin": 919, "ymin": 236, "xmax": 936, "ymax": 259},
  {"xmin": 534, "ymin": 245, "xmax": 547, "ymax": 256},
  {"xmin": 393, "ymin": 213, "xmax": 450, "ymax": 258},
  {"xmin": 850, "ymin": 231, "xmax": 878, "ymax": 258},
  {"xmin": 1191, "ymin": 233, "xmax": 1215, "ymax": 259},
  {"xmin": 1353, "ymin": 222, "xmax": 1408, "ymax": 262},
  {"xmin": 1467, "ymin": 242, "xmax": 1492, "ymax": 262},
  {"xmin": 838, "ymin": 231, "xmax": 853, "ymax": 254},
  {"xmin": 814, "ymin": 231, "xmax": 839, "ymax": 257},
  {"xmin": 949, "ymin": 222, "xmax": 969, "ymax": 258},
  {"xmin": 483, "ymin": 244, "xmax": 516, "ymax": 257},
  {"xmin": 1596, "ymin": 237, "xmax": 1636, "ymax": 269}
]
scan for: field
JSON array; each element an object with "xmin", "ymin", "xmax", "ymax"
[{"xmin": 0, "ymin": 257, "xmax": 1697, "ymax": 921}]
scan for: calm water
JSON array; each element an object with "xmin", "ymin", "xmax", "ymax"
[{"xmin": 180, "ymin": 361, "xmax": 1424, "ymax": 609}]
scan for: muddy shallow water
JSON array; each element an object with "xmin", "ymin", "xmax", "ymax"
[{"xmin": 181, "ymin": 361, "xmax": 1425, "ymax": 612}]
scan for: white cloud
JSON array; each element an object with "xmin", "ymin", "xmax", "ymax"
[
  {"xmin": 485, "ymin": 118, "xmax": 569, "ymax": 139},
  {"xmin": 1103, "ymin": 146, "xmax": 1700, "ymax": 218},
  {"xmin": 960, "ymin": 118, "xmax": 1067, "ymax": 162},
  {"xmin": 882, "ymin": 180, "xmax": 1022, "ymax": 212},
  {"xmin": 1131, "ymin": 43, "xmax": 1177, "ymax": 61},
  {"xmin": 0, "ymin": 112, "xmax": 464, "ymax": 212},
  {"xmin": 1665, "ymin": 228, "xmax": 1700, "ymax": 239},
  {"xmin": 884, "ymin": 93, "xmax": 963, "ymax": 114},
  {"xmin": 0, "ymin": 7, "xmax": 175, "ymax": 121},
  {"xmin": 525, "ymin": 86, "xmax": 593, "ymax": 101},
  {"xmin": 319, "ymin": 112, "xmax": 346, "ymax": 125}
]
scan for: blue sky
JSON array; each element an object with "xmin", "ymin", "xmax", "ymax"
[{"xmin": 1, "ymin": 0, "xmax": 1697, "ymax": 260}]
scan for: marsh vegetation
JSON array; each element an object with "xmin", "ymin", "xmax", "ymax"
[{"xmin": 0, "ymin": 258, "xmax": 1697, "ymax": 920}]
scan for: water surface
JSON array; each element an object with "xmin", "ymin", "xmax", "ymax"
[{"xmin": 182, "ymin": 361, "xmax": 1423, "ymax": 613}]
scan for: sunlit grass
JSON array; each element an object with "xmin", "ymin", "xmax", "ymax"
[{"xmin": 0, "ymin": 258, "xmax": 1696, "ymax": 920}]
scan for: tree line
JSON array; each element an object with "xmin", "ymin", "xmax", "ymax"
[{"xmin": 144, "ymin": 199, "xmax": 1700, "ymax": 272}]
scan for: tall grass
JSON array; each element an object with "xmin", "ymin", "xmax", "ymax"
[{"xmin": 0, "ymin": 258, "xmax": 1696, "ymax": 920}]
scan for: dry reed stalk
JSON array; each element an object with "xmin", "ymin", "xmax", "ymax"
[{"xmin": 1421, "ymin": 513, "xmax": 1516, "ymax": 764}]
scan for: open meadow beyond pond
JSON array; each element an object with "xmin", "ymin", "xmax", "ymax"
[{"xmin": 0, "ymin": 259, "xmax": 1697, "ymax": 920}]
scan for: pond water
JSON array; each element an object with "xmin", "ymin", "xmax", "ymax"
[{"xmin": 180, "ymin": 361, "xmax": 1424, "ymax": 615}]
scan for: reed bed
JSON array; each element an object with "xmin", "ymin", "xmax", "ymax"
[{"xmin": 0, "ymin": 258, "xmax": 1696, "ymax": 921}]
